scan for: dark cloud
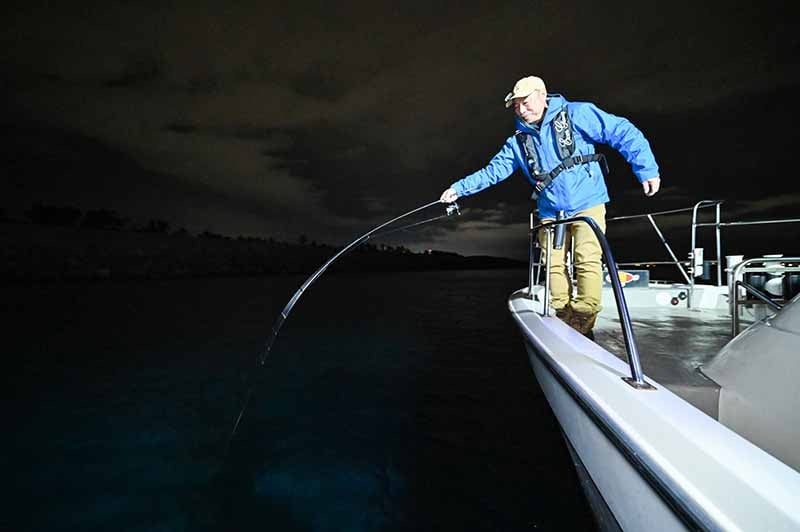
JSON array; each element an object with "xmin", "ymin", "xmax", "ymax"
[
  {"xmin": 164, "ymin": 123, "xmax": 199, "ymax": 134},
  {"xmin": 104, "ymin": 53, "xmax": 163, "ymax": 88},
  {"xmin": 2, "ymin": 0, "xmax": 799, "ymax": 259},
  {"xmin": 165, "ymin": 122, "xmax": 294, "ymax": 144}
]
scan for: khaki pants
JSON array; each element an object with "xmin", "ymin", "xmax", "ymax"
[{"xmin": 538, "ymin": 203, "xmax": 606, "ymax": 314}]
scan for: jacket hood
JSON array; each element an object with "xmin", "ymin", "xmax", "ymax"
[{"xmin": 513, "ymin": 93, "xmax": 566, "ymax": 133}]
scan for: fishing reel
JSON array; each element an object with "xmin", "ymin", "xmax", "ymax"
[{"xmin": 446, "ymin": 202, "xmax": 461, "ymax": 217}]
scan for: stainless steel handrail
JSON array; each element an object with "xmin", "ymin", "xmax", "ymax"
[
  {"xmin": 532, "ymin": 216, "xmax": 654, "ymax": 390},
  {"xmin": 544, "ymin": 228, "xmax": 553, "ymax": 317},
  {"xmin": 729, "ymin": 256, "xmax": 800, "ymax": 335},
  {"xmin": 697, "ymin": 219, "xmax": 800, "ymax": 227},
  {"xmin": 617, "ymin": 260, "xmax": 692, "ymax": 266},
  {"xmin": 527, "ymin": 204, "xmax": 800, "ymax": 346},
  {"xmin": 689, "ymin": 200, "xmax": 725, "ymax": 306},
  {"xmin": 736, "ymin": 281, "xmax": 783, "ymax": 310},
  {"xmin": 528, "ymin": 212, "xmax": 536, "ymax": 297},
  {"xmin": 606, "ymin": 202, "xmax": 723, "ymax": 288},
  {"xmin": 647, "ymin": 213, "xmax": 692, "ymax": 284},
  {"xmin": 606, "ymin": 202, "xmax": 720, "ymax": 221},
  {"xmin": 732, "ymin": 282, "xmax": 783, "ymax": 336},
  {"xmin": 605, "ymin": 200, "xmax": 796, "ymax": 310}
]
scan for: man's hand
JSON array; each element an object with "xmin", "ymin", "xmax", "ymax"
[
  {"xmin": 440, "ymin": 187, "xmax": 459, "ymax": 203},
  {"xmin": 642, "ymin": 177, "xmax": 661, "ymax": 197}
]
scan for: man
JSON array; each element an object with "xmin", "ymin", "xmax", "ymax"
[{"xmin": 440, "ymin": 76, "xmax": 660, "ymax": 337}]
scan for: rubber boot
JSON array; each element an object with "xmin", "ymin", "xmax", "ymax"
[
  {"xmin": 555, "ymin": 306, "xmax": 572, "ymax": 324},
  {"xmin": 569, "ymin": 309, "xmax": 598, "ymax": 339}
]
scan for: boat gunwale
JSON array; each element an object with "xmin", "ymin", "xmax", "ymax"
[{"xmin": 509, "ymin": 291, "xmax": 800, "ymax": 532}]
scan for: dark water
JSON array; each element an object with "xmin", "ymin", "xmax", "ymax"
[{"xmin": 5, "ymin": 270, "xmax": 595, "ymax": 531}]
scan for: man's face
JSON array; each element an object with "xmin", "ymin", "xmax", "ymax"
[{"xmin": 513, "ymin": 91, "xmax": 547, "ymax": 124}]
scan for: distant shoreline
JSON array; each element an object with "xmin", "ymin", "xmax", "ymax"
[{"xmin": 1, "ymin": 220, "xmax": 526, "ymax": 283}]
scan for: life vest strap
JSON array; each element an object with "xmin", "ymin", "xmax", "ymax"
[
  {"xmin": 514, "ymin": 105, "xmax": 610, "ymax": 201},
  {"xmin": 530, "ymin": 153, "xmax": 609, "ymax": 200}
]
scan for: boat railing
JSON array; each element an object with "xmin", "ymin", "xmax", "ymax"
[
  {"xmin": 525, "ymin": 203, "xmax": 716, "ymax": 288},
  {"xmin": 691, "ymin": 205, "xmax": 800, "ymax": 308},
  {"xmin": 526, "ymin": 202, "xmax": 723, "ymax": 308},
  {"xmin": 607, "ymin": 201, "xmax": 724, "ymax": 287},
  {"xmin": 602, "ymin": 200, "xmax": 800, "ymax": 309},
  {"xmin": 531, "ymin": 216, "xmax": 655, "ymax": 390},
  {"xmin": 606, "ymin": 200, "xmax": 725, "ymax": 308},
  {"xmin": 730, "ymin": 257, "xmax": 800, "ymax": 335}
]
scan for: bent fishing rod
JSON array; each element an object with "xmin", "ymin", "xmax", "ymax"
[{"xmin": 228, "ymin": 198, "xmax": 461, "ymax": 445}]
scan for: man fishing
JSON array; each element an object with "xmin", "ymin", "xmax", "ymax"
[{"xmin": 440, "ymin": 76, "xmax": 660, "ymax": 337}]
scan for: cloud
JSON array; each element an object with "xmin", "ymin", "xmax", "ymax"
[
  {"xmin": 726, "ymin": 195, "xmax": 800, "ymax": 218},
  {"xmin": 2, "ymin": 0, "xmax": 798, "ymax": 257}
]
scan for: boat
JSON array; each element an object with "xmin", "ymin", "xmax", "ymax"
[{"xmin": 508, "ymin": 200, "xmax": 800, "ymax": 531}]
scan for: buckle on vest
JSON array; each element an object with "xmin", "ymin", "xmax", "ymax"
[
  {"xmin": 562, "ymin": 157, "xmax": 576, "ymax": 169},
  {"xmin": 534, "ymin": 180, "xmax": 545, "ymax": 192}
]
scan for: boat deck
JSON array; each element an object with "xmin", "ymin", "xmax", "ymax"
[
  {"xmin": 595, "ymin": 306, "xmax": 732, "ymax": 417},
  {"xmin": 592, "ymin": 285, "xmax": 754, "ymax": 419},
  {"xmin": 524, "ymin": 283, "xmax": 770, "ymax": 419}
]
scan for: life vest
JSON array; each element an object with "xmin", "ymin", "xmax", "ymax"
[{"xmin": 515, "ymin": 106, "xmax": 609, "ymax": 200}]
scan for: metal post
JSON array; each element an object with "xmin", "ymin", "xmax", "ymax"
[
  {"xmin": 646, "ymin": 214, "xmax": 691, "ymax": 284},
  {"xmin": 569, "ymin": 224, "xmax": 575, "ymax": 282},
  {"xmin": 544, "ymin": 228, "xmax": 552, "ymax": 317},
  {"xmin": 534, "ymin": 217, "xmax": 653, "ymax": 389},
  {"xmin": 528, "ymin": 212, "xmax": 535, "ymax": 298},
  {"xmin": 729, "ymin": 259, "xmax": 747, "ymax": 318},
  {"xmin": 535, "ymin": 242, "xmax": 542, "ymax": 286},
  {"xmin": 598, "ymin": 227, "xmax": 649, "ymax": 389},
  {"xmin": 732, "ymin": 280, "xmax": 783, "ymax": 336},
  {"xmin": 715, "ymin": 203, "xmax": 722, "ymax": 287},
  {"xmin": 689, "ymin": 200, "xmax": 725, "ymax": 307},
  {"xmin": 689, "ymin": 203, "xmax": 701, "ymax": 308},
  {"xmin": 729, "ymin": 256, "xmax": 800, "ymax": 332}
]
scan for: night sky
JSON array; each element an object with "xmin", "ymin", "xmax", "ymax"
[{"xmin": 2, "ymin": 1, "xmax": 799, "ymax": 260}]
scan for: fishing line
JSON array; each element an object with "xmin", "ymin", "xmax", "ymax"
[
  {"xmin": 227, "ymin": 199, "xmax": 460, "ymax": 447},
  {"xmin": 370, "ymin": 203, "xmax": 460, "ymax": 240}
]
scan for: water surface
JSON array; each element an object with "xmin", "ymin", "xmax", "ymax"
[{"xmin": 6, "ymin": 270, "xmax": 595, "ymax": 531}]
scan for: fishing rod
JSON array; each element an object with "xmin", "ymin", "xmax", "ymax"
[
  {"xmin": 370, "ymin": 204, "xmax": 460, "ymax": 239},
  {"xmin": 228, "ymin": 199, "xmax": 461, "ymax": 444}
]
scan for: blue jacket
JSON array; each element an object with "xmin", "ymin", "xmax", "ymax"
[{"xmin": 450, "ymin": 94, "xmax": 659, "ymax": 219}]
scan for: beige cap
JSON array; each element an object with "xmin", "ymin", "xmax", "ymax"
[{"xmin": 504, "ymin": 76, "xmax": 547, "ymax": 107}]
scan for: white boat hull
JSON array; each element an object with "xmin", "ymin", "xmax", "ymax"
[
  {"xmin": 525, "ymin": 341, "xmax": 688, "ymax": 531},
  {"xmin": 509, "ymin": 289, "xmax": 800, "ymax": 532}
]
